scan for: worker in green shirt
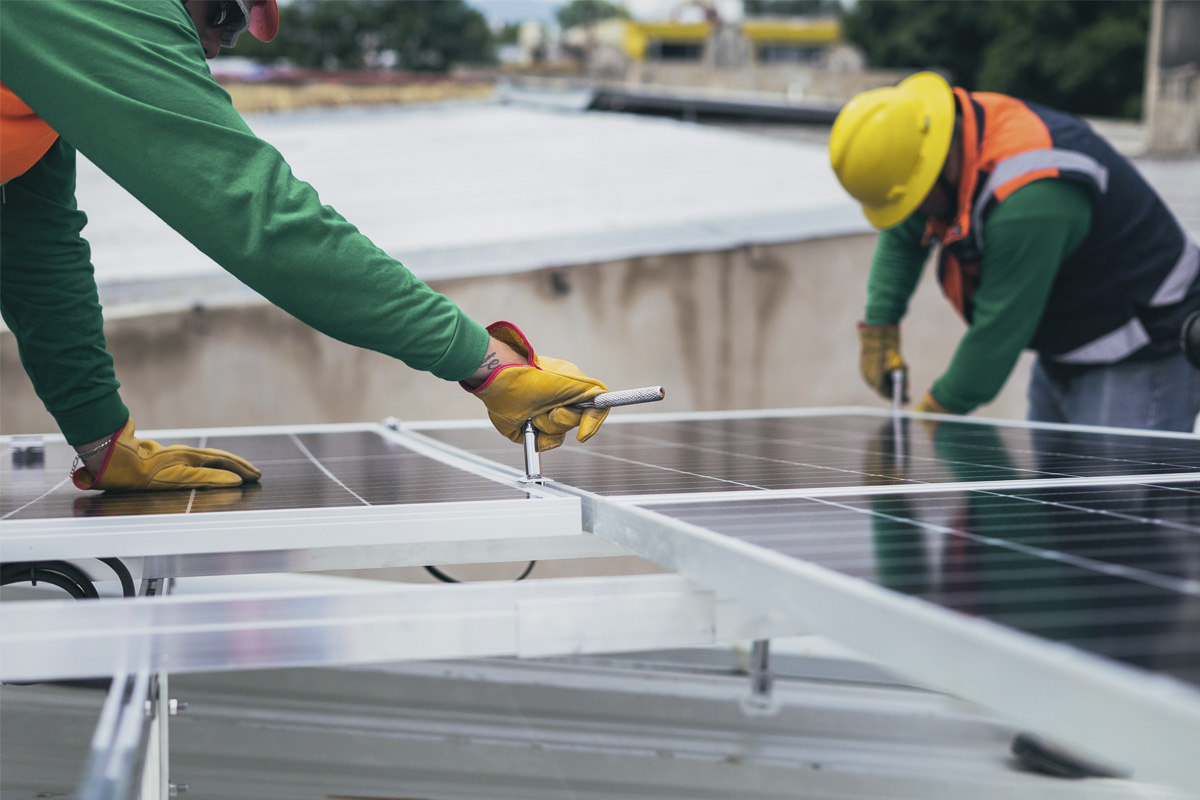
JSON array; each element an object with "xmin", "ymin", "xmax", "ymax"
[
  {"xmin": 0, "ymin": 0, "xmax": 609, "ymax": 492},
  {"xmin": 829, "ymin": 72, "xmax": 1200, "ymax": 432}
]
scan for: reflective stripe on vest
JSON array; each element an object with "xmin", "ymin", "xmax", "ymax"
[
  {"xmin": 1, "ymin": 82, "xmax": 59, "ymax": 184},
  {"xmin": 1151, "ymin": 238, "xmax": 1200, "ymax": 307},
  {"xmin": 968, "ymin": 148, "xmax": 1110, "ymax": 256},
  {"xmin": 1055, "ymin": 317, "xmax": 1151, "ymax": 364}
]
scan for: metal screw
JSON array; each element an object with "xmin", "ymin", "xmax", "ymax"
[{"xmin": 169, "ymin": 783, "xmax": 189, "ymax": 796}]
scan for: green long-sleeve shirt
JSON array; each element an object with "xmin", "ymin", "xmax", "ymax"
[
  {"xmin": 864, "ymin": 179, "xmax": 1094, "ymax": 414},
  {"xmin": 0, "ymin": 0, "xmax": 489, "ymax": 444}
]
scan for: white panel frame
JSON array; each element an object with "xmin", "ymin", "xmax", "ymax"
[
  {"xmin": 0, "ymin": 497, "xmax": 626, "ymax": 577},
  {"xmin": 1, "ymin": 421, "xmax": 627, "ymax": 577}
]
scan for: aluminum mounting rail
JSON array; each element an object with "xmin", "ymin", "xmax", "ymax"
[{"xmin": 0, "ymin": 573, "xmax": 802, "ymax": 683}]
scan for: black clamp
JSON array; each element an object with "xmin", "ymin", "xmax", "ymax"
[{"xmin": 1182, "ymin": 311, "xmax": 1200, "ymax": 370}]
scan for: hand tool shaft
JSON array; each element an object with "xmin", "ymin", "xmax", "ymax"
[{"xmin": 575, "ymin": 386, "xmax": 665, "ymax": 409}]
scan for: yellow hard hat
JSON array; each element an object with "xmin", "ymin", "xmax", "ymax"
[{"xmin": 829, "ymin": 72, "xmax": 955, "ymax": 230}]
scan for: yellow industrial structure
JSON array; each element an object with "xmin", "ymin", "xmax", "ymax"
[{"xmin": 616, "ymin": 17, "xmax": 841, "ymax": 64}]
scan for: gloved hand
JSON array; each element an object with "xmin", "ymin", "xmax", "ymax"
[
  {"xmin": 913, "ymin": 391, "xmax": 949, "ymax": 414},
  {"xmin": 72, "ymin": 419, "xmax": 261, "ymax": 491},
  {"xmin": 858, "ymin": 322, "xmax": 908, "ymax": 403},
  {"xmin": 463, "ymin": 321, "xmax": 609, "ymax": 452}
]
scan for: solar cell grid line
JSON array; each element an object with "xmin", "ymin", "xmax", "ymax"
[{"xmin": 410, "ymin": 411, "xmax": 1200, "ymax": 498}]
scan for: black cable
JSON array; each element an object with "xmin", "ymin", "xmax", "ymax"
[
  {"xmin": 1, "ymin": 561, "xmax": 100, "ymax": 599},
  {"xmin": 99, "ymin": 558, "xmax": 137, "ymax": 598},
  {"xmin": 423, "ymin": 561, "xmax": 536, "ymax": 584},
  {"xmin": 1182, "ymin": 310, "xmax": 1200, "ymax": 370},
  {"xmin": 1, "ymin": 559, "xmax": 131, "ymax": 690},
  {"xmin": 1, "ymin": 565, "xmax": 91, "ymax": 599}
]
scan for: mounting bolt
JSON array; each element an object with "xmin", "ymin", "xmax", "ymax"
[
  {"xmin": 168, "ymin": 698, "xmax": 188, "ymax": 715},
  {"xmin": 169, "ymin": 782, "xmax": 189, "ymax": 796}
]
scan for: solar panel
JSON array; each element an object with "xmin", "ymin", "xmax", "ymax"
[
  {"xmin": 646, "ymin": 483, "xmax": 1200, "ymax": 688},
  {"xmin": 2, "ymin": 428, "xmax": 527, "ymax": 521},
  {"xmin": 406, "ymin": 408, "xmax": 1200, "ymax": 790},
  {"xmin": 1, "ymin": 425, "xmax": 617, "ymax": 578},
  {"xmin": 4, "ymin": 409, "xmax": 1200, "ymax": 795}
]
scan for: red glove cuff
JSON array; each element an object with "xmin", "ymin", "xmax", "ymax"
[
  {"xmin": 461, "ymin": 321, "xmax": 537, "ymax": 394},
  {"xmin": 71, "ymin": 420, "xmax": 128, "ymax": 490}
]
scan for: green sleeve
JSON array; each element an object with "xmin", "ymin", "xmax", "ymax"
[
  {"xmin": 931, "ymin": 180, "xmax": 1093, "ymax": 414},
  {"xmin": 864, "ymin": 214, "xmax": 930, "ymax": 326},
  {"xmin": 0, "ymin": 0, "xmax": 488, "ymax": 387},
  {"xmin": 0, "ymin": 141, "xmax": 130, "ymax": 444}
]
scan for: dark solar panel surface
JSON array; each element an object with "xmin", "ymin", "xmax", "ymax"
[
  {"xmin": 418, "ymin": 412, "xmax": 1200, "ymax": 689},
  {"xmin": 1, "ymin": 430, "xmax": 526, "ymax": 521},
  {"xmin": 650, "ymin": 482, "xmax": 1200, "ymax": 688},
  {"xmin": 423, "ymin": 414, "xmax": 1200, "ymax": 495}
]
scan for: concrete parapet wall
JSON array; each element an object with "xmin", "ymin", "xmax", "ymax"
[
  {"xmin": 1144, "ymin": 0, "xmax": 1200, "ymax": 154},
  {"xmin": 619, "ymin": 63, "xmax": 906, "ymax": 103},
  {"xmin": 0, "ymin": 233, "xmax": 1031, "ymax": 437}
]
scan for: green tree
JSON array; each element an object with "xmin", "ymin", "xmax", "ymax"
[
  {"xmin": 556, "ymin": 0, "xmax": 629, "ymax": 30},
  {"xmin": 744, "ymin": 0, "xmax": 841, "ymax": 17},
  {"xmin": 231, "ymin": 0, "xmax": 495, "ymax": 71},
  {"xmin": 496, "ymin": 22, "xmax": 522, "ymax": 46},
  {"xmin": 842, "ymin": 0, "xmax": 1150, "ymax": 119}
]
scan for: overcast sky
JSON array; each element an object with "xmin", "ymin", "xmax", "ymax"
[
  {"xmin": 464, "ymin": 0, "xmax": 759, "ymax": 28},
  {"xmin": 466, "ymin": 0, "xmax": 562, "ymax": 26}
]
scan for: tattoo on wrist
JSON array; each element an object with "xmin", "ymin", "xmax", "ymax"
[{"xmin": 480, "ymin": 350, "xmax": 501, "ymax": 372}]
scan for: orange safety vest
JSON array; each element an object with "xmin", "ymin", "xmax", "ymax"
[
  {"xmin": 1, "ymin": 82, "xmax": 60, "ymax": 183},
  {"xmin": 924, "ymin": 88, "xmax": 1059, "ymax": 320},
  {"xmin": 922, "ymin": 87, "xmax": 1198, "ymax": 365}
]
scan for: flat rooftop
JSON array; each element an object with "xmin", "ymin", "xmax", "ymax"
[
  {"xmin": 51, "ymin": 100, "xmax": 1200, "ymax": 318},
  {"xmin": 73, "ymin": 101, "xmax": 869, "ymax": 314}
]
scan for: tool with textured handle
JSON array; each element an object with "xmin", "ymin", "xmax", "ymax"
[
  {"xmin": 523, "ymin": 386, "xmax": 665, "ymax": 482},
  {"xmin": 575, "ymin": 385, "xmax": 665, "ymax": 409}
]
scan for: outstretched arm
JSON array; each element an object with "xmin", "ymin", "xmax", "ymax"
[{"xmin": 928, "ymin": 180, "xmax": 1092, "ymax": 414}]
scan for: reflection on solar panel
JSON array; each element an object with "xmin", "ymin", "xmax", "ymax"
[
  {"xmin": 652, "ymin": 484, "xmax": 1200, "ymax": 687},
  {"xmin": 422, "ymin": 413, "xmax": 1200, "ymax": 494}
]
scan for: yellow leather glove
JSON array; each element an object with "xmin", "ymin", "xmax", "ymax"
[
  {"xmin": 72, "ymin": 419, "xmax": 262, "ymax": 491},
  {"xmin": 858, "ymin": 322, "xmax": 908, "ymax": 403},
  {"xmin": 913, "ymin": 391, "xmax": 949, "ymax": 414},
  {"xmin": 464, "ymin": 321, "xmax": 609, "ymax": 452}
]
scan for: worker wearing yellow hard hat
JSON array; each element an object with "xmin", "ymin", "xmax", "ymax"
[
  {"xmin": 829, "ymin": 72, "xmax": 955, "ymax": 230},
  {"xmin": 828, "ymin": 71, "xmax": 1200, "ymax": 432}
]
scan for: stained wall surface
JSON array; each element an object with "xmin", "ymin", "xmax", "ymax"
[{"xmin": 0, "ymin": 232, "xmax": 1030, "ymax": 436}]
